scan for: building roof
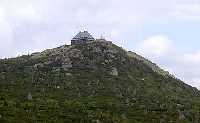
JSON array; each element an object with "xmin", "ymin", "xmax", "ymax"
[{"xmin": 72, "ymin": 31, "xmax": 94, "ymax": 40}]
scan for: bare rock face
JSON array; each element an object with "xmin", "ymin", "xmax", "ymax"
[
  {"xmin": 31, "ymin": 52, "xmax": 42, "ymax": 59},
  {"xmin": 110, "ymin": 67, "xmax": 118, "ymax": 76},
  {"xmin": 105, "ymin": 49, "xmax": 118, "ymax": 54},
  {"xmin": 68, "ymin": 49, "xmax": 83, "ymax": 58},
  {"xmin": 62, "ymin": 57, "xmax": 72, "ymax": 71},
  {"xmin": 93, "ymin": 47, "xmax": 102, "ymax": 53}
]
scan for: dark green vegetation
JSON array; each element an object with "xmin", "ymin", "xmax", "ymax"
[{"xmin": 0, "ymin": 41, "xmax": 200, "ymax": 123}]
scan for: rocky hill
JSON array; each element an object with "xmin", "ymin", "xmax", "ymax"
[{"xmin": 0, "ymin": 40, "xmax": 200, "ymax": 123}]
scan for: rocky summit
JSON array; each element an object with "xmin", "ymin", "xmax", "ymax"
[{"xmin": 0, "ymin": 39, "xmax": 200, "ymax": 123}]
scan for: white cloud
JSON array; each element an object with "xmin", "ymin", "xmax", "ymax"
[
  {"xmin": 136, "ymin": 35, "xmax": 172, "ymax": 58},
  {"xmin": 183, "ymin": 51, "xmax": 200, "ymax": 64},
  {"xmin": 0, "ymin": 7, "xmax": 5, "ymax": 22},
  {"xmin": 170, "ymin": 1, "xmax": 200, "ymax": 21}
]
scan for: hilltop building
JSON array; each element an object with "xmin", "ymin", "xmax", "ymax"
[{"xmin": 71, "ymin": 31, "xmax": 95, "ymax": 45}]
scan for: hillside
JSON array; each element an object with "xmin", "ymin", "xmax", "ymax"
[{"xmin": 0, "ymin": 40, "xmax": 200, "ymax": 123}]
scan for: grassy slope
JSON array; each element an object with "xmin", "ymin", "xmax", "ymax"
[{"xmin": 0, "ymin": 41, "xmax": 200, "ymax": 123}]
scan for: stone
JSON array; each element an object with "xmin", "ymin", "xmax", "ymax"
[
  {"xmin": 62, "ymin": 57, "xmax": 72, "ymax": 71},
  {"xmin": 178, "ymin": 110, "xmax": 185, "ymax": 120},
  {"xmin": 27, "ymin": 92, "xmax": 32, "ymax": 100},
  {"xmin": 96, "ymin": 120, "xmax": 101, "ymax": 123},
  {"xmin": 105, "ymin": 60, "xmax": 109, "ymax": 63},
  {"xmin": 34, "ymin": 63, "xmax": 44, "ymax": 68},
  {"xmin": 52, "ymin": 67, "xmax": 61, "ymax": 73},
  {"xmin": 104, "ymin": 49, "xmax": 118, "ymax": 54},
  {"xmin": 110, "ymin": 67, "xmax": 118, "ymax": 76},
  {"xmin": 93, "ymin": 47, "xmax": 102, "ymax": 53},
  {"xmin": 44, "ymin": 61, "xmax": 53, "ymax": 65},
  {"xmin": 62, "ymin": 57, "xmax": 71, "ymax": 63},
  {"xmin": 31, "ymin": 52, "xmax": 42, "ymax": 59},
  {"xmin": 62, "ymin": 64, "xmax": 72, "ymax": 71},
  {"xmin": 65, "ymin": 73, "xmax": 72, "ymax": 76},
  {"xmin": 68, "ymin": 49, "xmax": 83, "ymax": 58},
  {"xmin": 108, "ymin": 53, "xmax": 115, "ymax": 58}
]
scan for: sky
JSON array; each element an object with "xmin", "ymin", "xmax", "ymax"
[{"xmin": 0, "ymin": 0, "xmax": 200, "ymax": 89}]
